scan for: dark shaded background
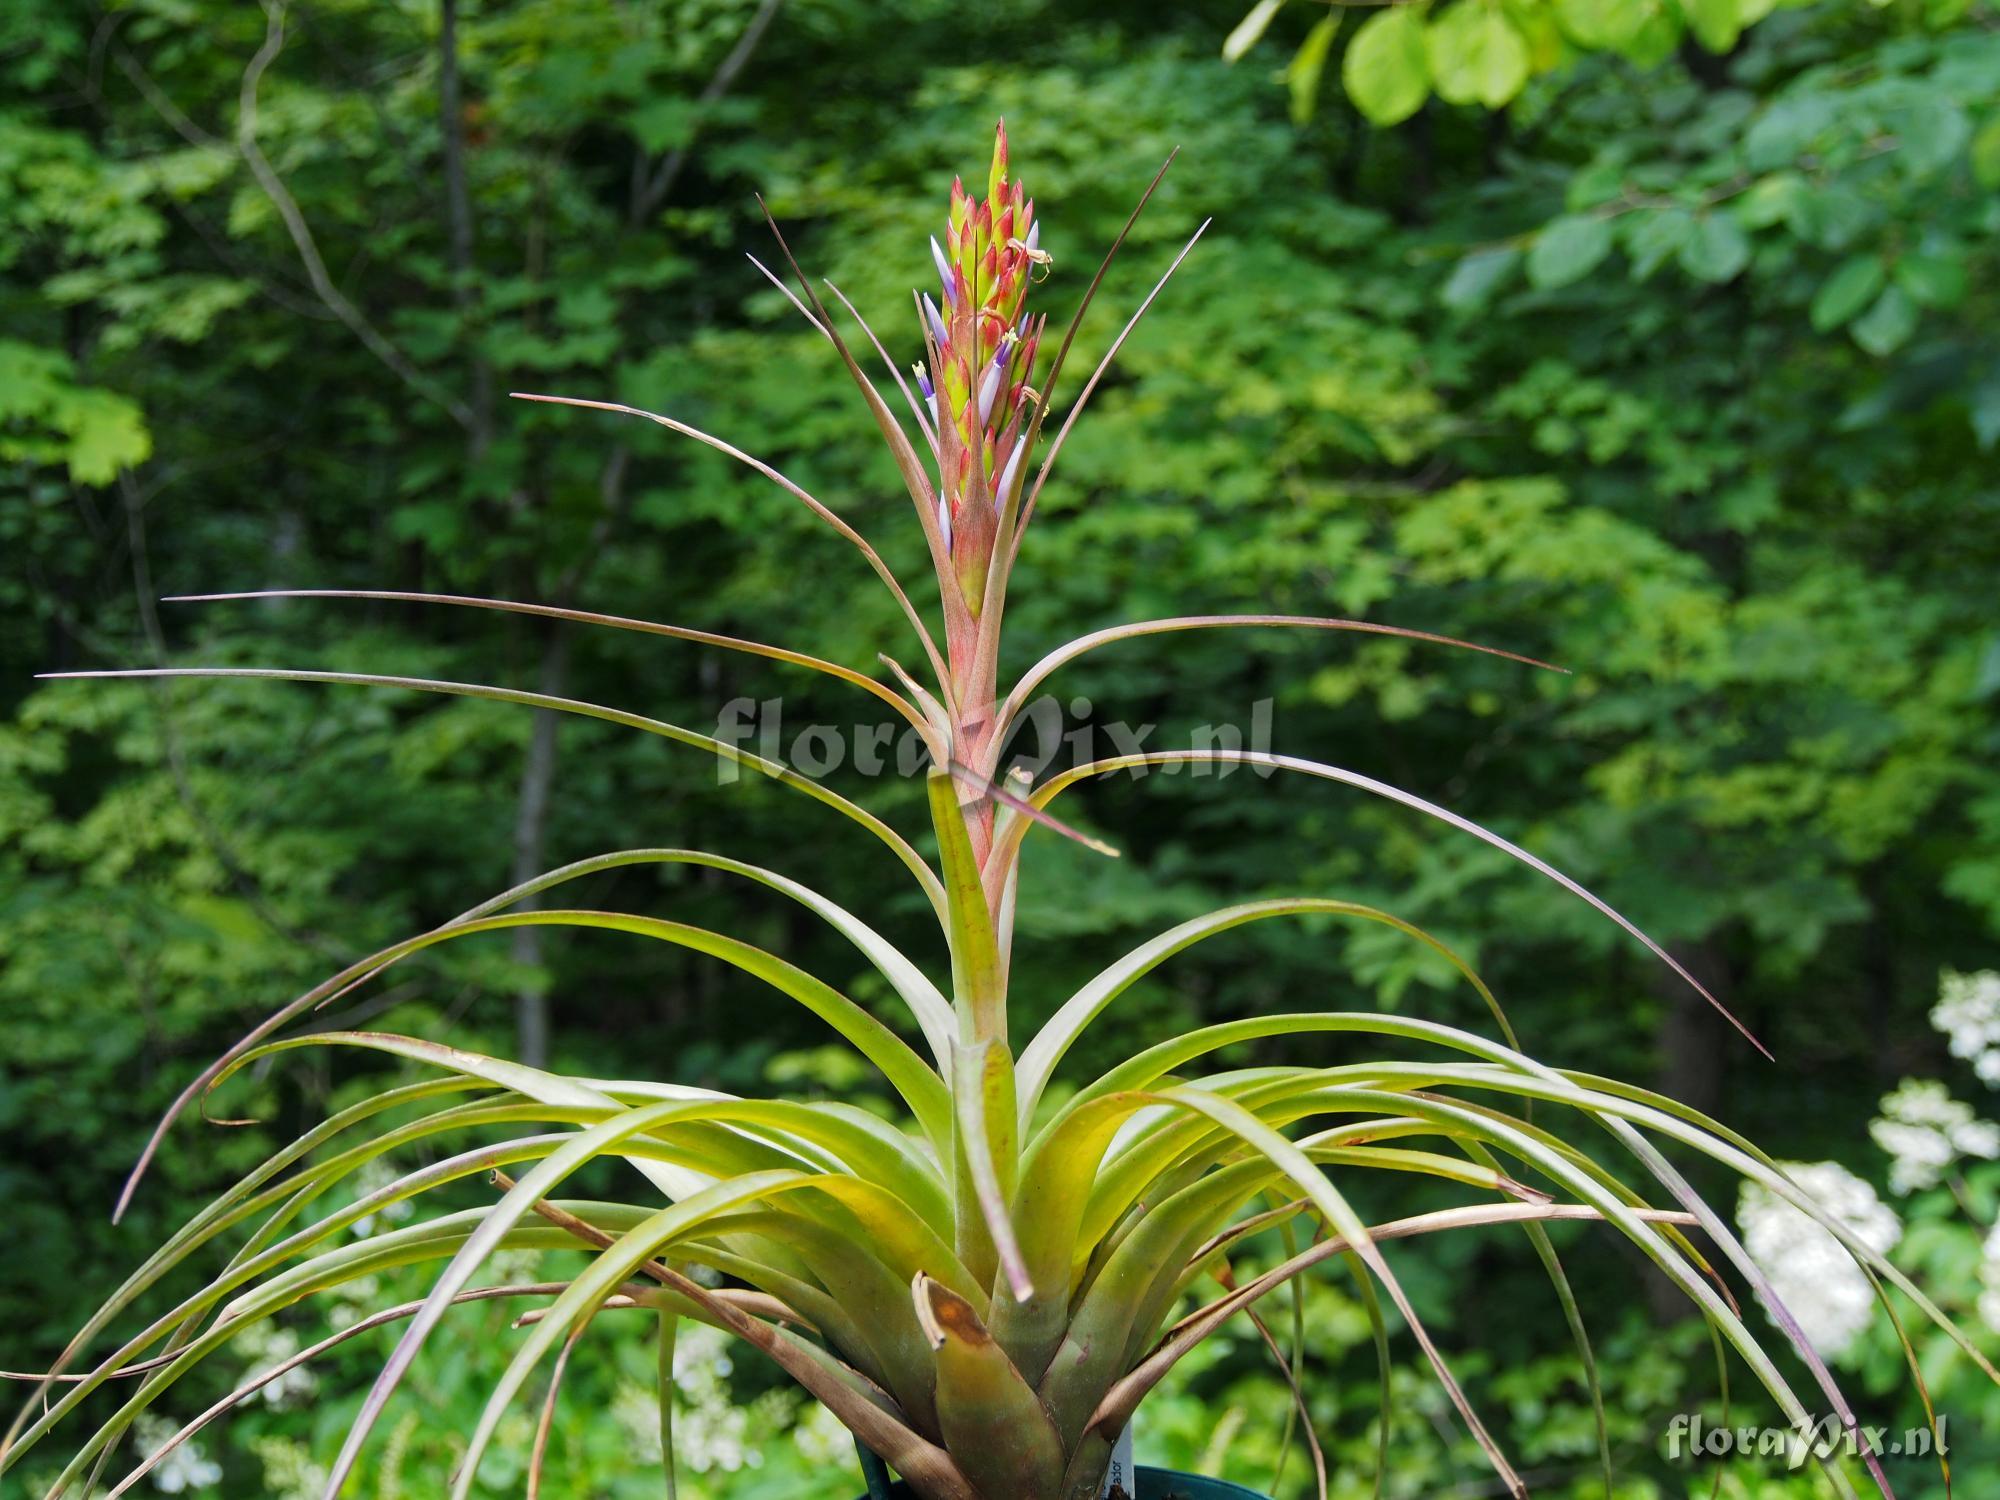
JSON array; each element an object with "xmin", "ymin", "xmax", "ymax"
[{"xmin": 4, "ymin": 0, "xmax": 1998, "ymax": 1493}]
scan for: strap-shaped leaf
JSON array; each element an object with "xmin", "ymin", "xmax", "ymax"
[
  {"xmin": 996, "ymin": 612, "xmax": 1561, "ymax": 744},
  {"xmin": 1139, "ymin": 1087, "xmax": 1525, "ymax": 1492},
  {"xmin": 353, "ymin": 911, "xmax": 949, "ymax": 1142},
  {"xmin": 1095, "ymin": 1200, "xmax": 1698, "ymax": 1436},
  {"xmin": 1018, "ymin": 896, "xmax": 1517, "ymax": 1128},
  {"xmin": 1118, "ymin": 1062, "xmax": 1885, "ymax": 1500},
  {"xmin": 687, "ymin": 1208, "xmax": 944, "ymax": 1436},
  {"xmin": 15, "ymin": 1210, "xmax": 599, "ymax": 1490},
  {"xmin": 953, "ymin": 1039, "xmax": 1032, "ymax": 1304},
  {"xmin": 326, "ymin": 1085, "xmax": 955, "ymax": 1500},
  {"xmin": 445, "ymin": 1171, "xmax": 976, "ymax": 1500},
  {"xmin": 1, "ymin": 1078, "xmax": 478, "ymax": 1436},
  {"xmin": 165, "ymin": 588, "xmax": 935, "ymax": 737},
  {"xmin": 589, "ymin": 1080, "xmax": 950, "ymax": 1235},
  {"xmin": 1458, "ymin": 1138, "xmax": 1613, "ymax": 1497},
  {"xmin": 1009, "ymin": 220, "xmax": 1210, "ymax": 548},
  {"xmin": 924, "ymin": 770, "xmax": 1033, "ymax": 1301},
  {"xmin": 438, "ymin": 845, "xmax": 957, "ymax": 1072},
  {"xmin": 1276, "ymin": 1083, "xmax": 1869, "ymax": 1500},
  {"xmin": 1373, "ymin": 1056, "xmax": 1999, "ymax": 1387},
  {"xmin": 89, "ymin": 1283, "xmax": 690, "ymax": 1499},
  {"xmin": 513, "ymin": 389, "xmax": 952, "ymax": 690},
  {"xmin": 1016, "ymin": 748, "xmax": 1770, "ymax": 1057},
  {"xmin": 224, "ymin": 1033, "xmax": 951, "ymax": 1239},
  {"xmin": 414, "ymin": 844, "xmax": 955, "ymax": 1074},
  {"xmin": 42, "ymin": 665, "xmax": 946, "ymax": 916},
  {"xmin": 199, "ymin": 910, "xmax": 953, "ymax": 1152},
  {"xmin": 927, "ymin": 770, "xmax": 1003, "ymax": 1041},
  {"xmin": 223, "ymin": 1031, "xmax": 975, "ymax": 1302},
  {"xmin": 60, "ymin": 841, "xmax": 951, "ymax": 1386}
]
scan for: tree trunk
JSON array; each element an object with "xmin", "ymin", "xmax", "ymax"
[
  {"xmin": 507, "ymin": 626, "xmax": 571, "ymax": 1068},
  {"xmin": 1646, "ymin": 937, "xmax": 1731, "ymax": 1322}
]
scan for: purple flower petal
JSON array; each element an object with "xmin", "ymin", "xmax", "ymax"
[
  {"xmin": 993, "ymin": 439, "xmax": 1026, "ymax": 511},
  {"xmin": 931, "ymin": 237, "xmax": 957, "ymax": 306}
]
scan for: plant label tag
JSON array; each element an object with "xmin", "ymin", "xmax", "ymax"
[{"xmin": 1098, "ymin": 1424, "xmax": 1136, "ymax": 1499}]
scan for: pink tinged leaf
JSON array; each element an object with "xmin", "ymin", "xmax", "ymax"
[
  {"xmin": 823, "ymin": 280, "xmax": 938, "ymax": 451},
  {"xmin": 745, "ymin": 252, "xmax": 826, "ymax": 334},
  {"xmin": 509, "ymin": 392, "xmax": 951, "ymax": 690},
  {"xmin": 1099, "ymin": 1202, "xmax": 1699, "ymax": 1432},
  {"xmin": 946, "ymin": 759, "xmax": 1118, "ymax": 859},
  {"xmin": 1021, "ymin": 149, "xmax": 1178, "ymax": 459},
  {"xmin": 161, "ymin": 588, "xmax": 931, "ymax": 734},
  {"xmin": 1029, "ymin": 749, "xmax": 1771, "ymax": 1059},
  {"xmin": 98, "ymin": 1286, "xmax": 595, "ymax": 1498},
  {"xmin": 1016, "ymin": 218, "xmax": 1212, "ymax": 543},
  {"xmin": 997, "ymin": 613, "xmax": 1563, "ymax": 737}
]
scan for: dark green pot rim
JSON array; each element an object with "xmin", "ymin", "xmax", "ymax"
[{"xmin": 854, "ymin": 1465, "xmax": 1271, "ymax": 1499}]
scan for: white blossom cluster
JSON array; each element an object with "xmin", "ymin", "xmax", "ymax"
[
  {"xmin": 1933, "ymin": 969, "xmax": 2000, "ymax": 1086},
  {"xmin": 131, "ymin": 1413, "xmax": 222, "ymax": 1494},
  {"xmin": 247, "ymin": 1435, "xmax": 329, "ymax": 1500},
  {"xmin": 792, "ymin": 1398, "xmax": 861, "ymax": 1468},
  {"xmin": 1868, "ymin": 1078, "xmax": 2000, "ymax": 1194},
  {"xmin": 1980, "ymin": 1223, "xmax": 2000, "ymax": 1337},
  {"xmin": 613, "ymin": 1321, "xmax": 787, "ymax": 1474},
  {"xmin": 346, "ymin": 1158, "xmax": 416, "ymax": 1239},
  {"xmin": 1737, "ymin": 1161, "xmax": 1901, "ymax": 1359},
  {"xmin": 228, "ymin": 1321, "xmax": 319, "ymax": 1409},
  {"xmin": 327, "ymin": 1274, "xmax": 391, "ymax": 1332}
]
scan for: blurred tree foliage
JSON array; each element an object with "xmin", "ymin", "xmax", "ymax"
[{"xmin": 3, "ymin": 0, "xmax": 1998, "ymax": 1494}]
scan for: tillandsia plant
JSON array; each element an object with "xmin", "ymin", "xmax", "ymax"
[{"xmin": 9, "ymin": 123, "xmax": 1996, "ymax": 1500}]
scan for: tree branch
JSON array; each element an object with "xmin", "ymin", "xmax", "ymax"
[
  {"xmin": 236, "ymin": 0, "xmax": 475, "ymax": 429},
  {"xmin": 438, "ymin": 0, "xmax": 493, "ymax": 450},
  {"xmin": 631, "ymin": 0, "xmax": 785, "ymax": 224}
]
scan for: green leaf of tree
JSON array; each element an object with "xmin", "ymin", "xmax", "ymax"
[
  {"xmin": 1427, "ymin": 3, "xmax": 1530, "ymax": 109},
  {"xmin": 1677, "ymin": 213, "xmax": 1751, "ymax": 284},
  {"xmin": 1893, "ymin": 252, "xmax": 1966, "ymax": 309},
  {"xmin": 1224, "ymin": 0, "xmax": 1288, "ymax": 62},
  {"xmin": 1553, "ymin": 0, "xmax": 1647, "ymax": 50},
  {"xmin": 1809, "ymin": 256, "xmax": 1886, "ymax": 332},
  {"xmin": 1850, "ymin": 284, "xmax": 1919, "ymax": 356},
  {"xmin": 1972, "ymin": 117, "xmax": 2000, "ymax": 189},
  {"xmin": 1526, "ymin": 215, "xmax": 1613, "ymax": 289},
  {"xmin": 1343, "ymin": 7, "xmax": 1431, "ymax": 126},
  {"xmin": 1621, "ymin": 207, "xmax": 1695, "ymax": 280},
  {"xmin": 1286, "ymin": 14, "xmax": 1342, "ymax": 126},
  {"xmin": 61, "ymin": 390, "xmax": 152, "ymax": 485},
  {"xmin": 1682, "ymin": 0, "xmax": 1744, "ymax": 54},
  {"xmin": 1443, "ymin": 246, "xmax": 1519, "ymax": 309}
]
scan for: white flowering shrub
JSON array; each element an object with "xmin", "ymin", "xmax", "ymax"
[
  {"xmin": 1738, "ymin": 1162, "xmax": 1901, "ymax": 1359},
  {"xmin": 1980, "ymin": 1224, "xmax": 2000, "ymax": 1339},
  {"xmin": 1933, "ymin": 969, "xmax": 2000, "ymax": 1087},
  {"xmin": 130, "ymin": 1413, "xmax": 222, "ymax": 1494},
  {"xmin": 1869, "ymin": 1079, "xmax": 2000, "ymax": 1195}
]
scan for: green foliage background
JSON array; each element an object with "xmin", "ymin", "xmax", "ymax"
[{"xmin": 3, "ymin": 0, "xmax": 1998, "ymax": 1494}]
